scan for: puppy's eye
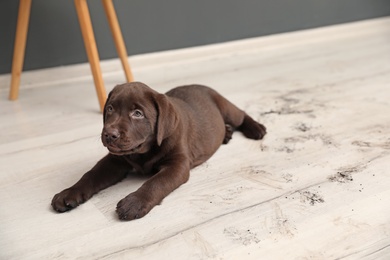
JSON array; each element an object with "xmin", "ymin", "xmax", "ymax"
[
  {"xmin": 131, "ymin": 109, "xmax": 144, "ymax": 119},
  {"xmin": 106, "ymin": 105, "xmax": 114, "ymax": 113}
]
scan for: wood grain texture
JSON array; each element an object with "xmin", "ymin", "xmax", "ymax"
[{"xmin": 1, "ymin": 17, "xmax": 390, "ymax": 259}]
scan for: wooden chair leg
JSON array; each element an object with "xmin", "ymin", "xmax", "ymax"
[
  {"xmin": 74, "ymin": 0, "xmax": 107, "ymax": 112},
  {"xmin": 9, "ymin": 0, "xmax": 32, "ymax": 100},
  {"xmin": 102, "ymin": 0, "xmax": 134, "ymax": 82}
]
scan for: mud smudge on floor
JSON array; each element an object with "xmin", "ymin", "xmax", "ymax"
[
  {"xmin": 269, "ymin": 203, "xmax": 296, "ymax": 238},
  {"xmin": 282, "ymin": 173, "xmax": 293, "ymax": 183},
  {"xmin": 328, "ymin": 171, "xmax": 354, "ymax": 183},
  {"xmin": 352, "ymin": 140, "xmax": 390, "ymax": 150},
  {"xmin": 240, "ymin": 166, "xmax": 284, "ymax": 189},
  {"xmin": 294, "ymin": 122, "xmax": 311, "ymax": 132},
  {"xmin": 260, "ymin": 108, "xmax": 314, "ymax": 116},
  {"xmin": 299, "ymin": 190, "xmax": 325, "ymax": 206},
  {"xmin": 328, "ymin": 164, "xmax": 366, "ymax": 183},
  {"xmin": 276, "ymin": 145, "xmax": 295, "ymax": 153},
  {"xmin": 223, "ymin": 227, "xmax": 260, "ymax": 246}
]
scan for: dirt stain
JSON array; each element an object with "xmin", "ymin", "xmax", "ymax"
[
  {"xmin": 352, "ymin": 140, "xmax": 390, "ymax": 150},
  {"xmin": 328, "ymin": 171, "xmax": 354, "ymax": 183},
  {"xmin": 223, "ymin": 227, "xmax": 260, "ymax": 246},
  {"xmin": 267, "ymin": 203, "xmax": 296, "ymax": 238},
  {"xmin": 328, "ymin": 165, "xmax": 366, "ymax": 183},
  {"xmin": 299, "ymin": 190, "xmax": 325, "ymax": 206},
  {"xmin": 294, "ymin": 122, "xmax": 311, "ymax": 132},
  {"xmin": 240, "ymin": 166, "xmax": 284, "ymax": 190}
]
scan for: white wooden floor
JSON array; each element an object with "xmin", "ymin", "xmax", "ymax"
[{"xmin": 1, "ymin": 17, "xmax": 390, "ymax": 259}]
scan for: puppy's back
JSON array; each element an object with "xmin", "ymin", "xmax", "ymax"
[
  {"xmin": 166, "ymin": 84, "xmax": 216, "ymax": 105},
  {"xmin": 166, "ymin": 85, "xmax": 226, "ymax": 166}
]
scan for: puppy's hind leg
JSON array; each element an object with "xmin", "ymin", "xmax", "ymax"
[
  {"xmin": 212, "ymin": 90, "xmax": 266, "ymax": 141},
  {"xmin": 238, "ymin": 114, "xmax": 267, "ymax": 140}
]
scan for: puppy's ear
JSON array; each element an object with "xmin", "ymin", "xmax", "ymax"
[{"xmin": 154, "ymin": 93, "xmax": 179, "ymax": 146}]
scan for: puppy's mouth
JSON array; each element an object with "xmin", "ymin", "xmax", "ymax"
[{"xmin": 105, "ymin": 142, "xmax": 143, "ymax": 155}]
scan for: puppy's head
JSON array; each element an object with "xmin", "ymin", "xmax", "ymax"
[{"xmin": 101, "ymin": 82, "xmax": 178, "ymax": 155}]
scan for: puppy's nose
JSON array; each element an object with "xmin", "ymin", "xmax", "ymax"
[{"xmin": 104, "ymin": 128, "xmax": 120, "ymax": 143}]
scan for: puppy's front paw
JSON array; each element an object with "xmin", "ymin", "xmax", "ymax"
[
  {"xmin": 116, "ymin": 193, "xmax": 152, "ymax": 221},
  {"xmin": 51, "ymin": 188, "xmax": 91, "ymax": 213}
]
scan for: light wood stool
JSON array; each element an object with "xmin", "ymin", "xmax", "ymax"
[{"xmin": 9, "ymin": 0, "xmax": 134, "ymax": 112}]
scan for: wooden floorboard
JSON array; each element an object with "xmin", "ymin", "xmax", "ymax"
[{"xmin": 1, "ymin": 17, "xmax": 390, "ymax": 259}]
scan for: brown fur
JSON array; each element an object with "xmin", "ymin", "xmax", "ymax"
[{"xmin": 51, "ymin": 82, "xmax": 266, "ymax": 220}]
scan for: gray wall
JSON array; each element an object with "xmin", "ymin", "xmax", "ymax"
[{"xmin": 1, "ymin": 0, "xmax": 389, "ymax": 75}]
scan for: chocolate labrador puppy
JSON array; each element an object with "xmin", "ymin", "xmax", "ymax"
[{"xmin": 52, "ymin": 82, "xmax": 266, "ymax": 220}]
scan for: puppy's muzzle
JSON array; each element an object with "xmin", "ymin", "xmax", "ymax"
[{"xmin": 103, "ymin": 128, "xmax": 120, "ymax": 144}]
